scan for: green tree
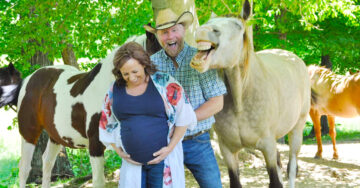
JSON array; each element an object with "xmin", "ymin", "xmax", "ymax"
[
  {"xmin": 0, "ymin": 0, "xmax": 153, "ymax": 184},
  {"xmin": 0, "ymin": 0, "xmax": 153, "ymax": 74}
]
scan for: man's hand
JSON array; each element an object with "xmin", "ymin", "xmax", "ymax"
[{"xmin": 147, "ymin": 146, "xmax": 172, "ymax": 165}]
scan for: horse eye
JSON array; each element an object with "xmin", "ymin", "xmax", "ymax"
[{"xmin": 213, "ymin": 29, "xmax": 220, "ymax": 36}]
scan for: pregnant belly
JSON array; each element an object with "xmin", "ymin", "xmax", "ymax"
[{"xmin": 121, "ymin": 117, "xmax": 168, "ymax": 164}]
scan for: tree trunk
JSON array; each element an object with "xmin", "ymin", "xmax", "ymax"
[
  {"xmin": 27, "ymin": 49, "xmax": 74, "ymax": 184},
  {"xmin": 321, "ymin": 54, "xmax": 332, "ymax": 69},
  {"xmin": 318, "ymin": 54, "xmax": 332, "ymax": 135},
  {"xmin": 151, "ymin": 0, "xmax": 199, "ymax": 47},
  {"xmin": 27, "ymin": 132, "xmax": 74, "ymax": 183},
  {"xmin": 275, "ymin": 8, "xmax": 287, "ymax": 49},
  {"xmin": 61, "ymin": 43, "xmax": 79, "ymax": 69},
  {"xmin": 30, "ymin": 51, "xmax": 52, "ymax": 67}
]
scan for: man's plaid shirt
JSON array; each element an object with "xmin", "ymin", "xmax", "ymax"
[{"xmin": 151, "ymin": 43, "xmax": 227, "ymax": 136}]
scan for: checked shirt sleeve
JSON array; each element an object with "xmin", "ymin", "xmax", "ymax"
[{"xmin": 199, "ymin": 69, "xmax": 227, "ymax": 100}]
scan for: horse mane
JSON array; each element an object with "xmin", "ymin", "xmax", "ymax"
[
  {"xmin": 240, "ymin": 19, "xmax": 252, "ymax": 81},
  {"xmin": 310, "ymin": 65, "xmax": 360, "ymax": 92}
]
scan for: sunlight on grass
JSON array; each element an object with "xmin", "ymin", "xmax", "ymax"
[{"xmin": 304, "ymin": 116, "xmax": 360, "ymax": 144}]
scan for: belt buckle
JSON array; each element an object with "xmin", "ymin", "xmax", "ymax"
[{"xmin": 183, "ymin": 130, "xmax": 207, "ymax": 141}]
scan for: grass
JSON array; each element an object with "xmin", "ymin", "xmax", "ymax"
[
  {"xmin": 303, "ymin": 124, "xmax": 360, "ymax": 144},
  {"xmin": 302, "ymin": 117, "xmax": 360, "ymax": 144}
]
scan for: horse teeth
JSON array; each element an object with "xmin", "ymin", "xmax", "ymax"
[
  {"xmin": 197, "ymin": 41, "xmax": 212, "ymax": 50},
  {"xmin": 198, "ymin": 46, "xmax": 211, "ymax": 51}
]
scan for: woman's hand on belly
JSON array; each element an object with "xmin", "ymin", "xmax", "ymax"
[
  {"xmin": 111, "ymin": 144, "xmax": 141, "ymax": 166},
  {"xmin": 147, "ymin": 146, "xmax": 171, "ymax": 165}
]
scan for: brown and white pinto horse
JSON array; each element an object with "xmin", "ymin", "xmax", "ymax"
[
  {"xmin": 308, "ymin": 65, "xmax": 360, "ymax": 159},
  {"xmin": 190, "ymin": 0, "xmax": 311, "ymax": 187},
  {"xmin": 0, "ymin": 33, "xmax": 161, "ymax": 188}
]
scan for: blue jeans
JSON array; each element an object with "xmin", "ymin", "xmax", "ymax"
[
  {"xmin": 183, "ymin": 132, "xmax": 222, "ymax": 188},
  {"xmin": 141, "ymin": 160, "xmax": 164, "ymax": 188}
]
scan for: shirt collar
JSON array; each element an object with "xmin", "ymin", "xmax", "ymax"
[
  {"xmin": 175, "ymin": 43, "xmax": 189, "ymax": 66},
  {"xmin": 159, "ymin": 42, "xmax": 190, "ymax": 67}
]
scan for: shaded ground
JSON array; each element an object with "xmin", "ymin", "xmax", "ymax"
[
  {"xmin": 67, "ymin": 141, "xmax": 360, "ymax": 188},
  {"xmin": 1, "ymin": 109, "xmax": 358, "ymax": 187}
]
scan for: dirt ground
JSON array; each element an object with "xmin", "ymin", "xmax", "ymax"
[{"xmin": 71, "ymin": 140, "xmax": 360, "ymax": 188}]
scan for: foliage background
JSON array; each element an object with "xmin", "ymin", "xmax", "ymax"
[{"xmin": 1, "ymin": 0, "xmax": 359, "ymax": 74}]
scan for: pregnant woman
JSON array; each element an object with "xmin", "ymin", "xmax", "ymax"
[{"xmin": 99, "ymin": 42, "xmax": 196, "ymax": 188}]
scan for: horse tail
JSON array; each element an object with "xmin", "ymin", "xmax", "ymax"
[
  {"xmin": 0, "ymin": 79, "xmax": 23, "ymax": 108},
  {"xmin": 311, "ymin": 88, "xmax": 318, "ymax": 106}
]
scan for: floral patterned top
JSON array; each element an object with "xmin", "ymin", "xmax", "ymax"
[{"xmin": 99, "ymin": 72, "xmax": 197, "ymax": 188}]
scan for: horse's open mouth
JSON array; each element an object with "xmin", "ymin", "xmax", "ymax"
[
  {"xmin": 191, "ymin": 41, "xmax": 216, "ymax": 72},
  {"xmin": 194, "ymin": 41, "xmax": 215, "ymax": 61}
]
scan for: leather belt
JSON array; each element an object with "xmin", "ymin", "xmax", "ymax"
[{"xmin": 183, "ymin": 130, "xmax": 209, "ymax": 141}]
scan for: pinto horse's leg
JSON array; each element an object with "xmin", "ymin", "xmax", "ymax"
[
  {"xmin": 327, "ymin": 115, "xmax": 338, "ymax": 159},
  {"xmin": 42, "ymin": 140, "xmax": 61, "ymax": 188},
  {"xmin": 219, "ymin": 141, "xmax": 241, "ymax": 188},
  {"xmin": 309, "ymin": 108, "xmax": 323, "ymax": 159},
  {"xmin": 19, "ymin": 138, "xmax": 36, "ymax": 188},
  {"xmin": 259, "ymin": 137, "xmax": 283, "ymax": 188},
  {"xmin": 89, "ymin": 156, "xmax": 105, "ymax": 187},
  {"xmin": 287, "ymin": 115, "xmax": 306, "ymax": 188},
  {"xmin": 88, "ymin": 127, "xmax": 106, "ymax": 188}
]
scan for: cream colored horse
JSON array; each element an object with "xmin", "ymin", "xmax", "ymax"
[
  {"xmin": 190, "ymin": 1, "xmax": 311, "ymax": 187},
  {"xmin": 308, "ymin": 65, "xmax": 360, "ymax": 159}
]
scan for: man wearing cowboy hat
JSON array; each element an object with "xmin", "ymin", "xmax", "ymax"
[{"xmin": 145, "ymin": 8, "xmax": 226, "ymax": 188}]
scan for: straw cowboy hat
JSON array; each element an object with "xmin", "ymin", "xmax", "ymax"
[{"xmin": 144, "ymin": 8, "xmax": 194, "ymax": 34}]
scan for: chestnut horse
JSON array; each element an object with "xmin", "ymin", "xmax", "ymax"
[
  {"xmin": 190, "ymin": 0, "xmax": 311, "ymax": 187},
  {"xmin": 308, "ymin": 65, "xmax": 360, "ymax": 159},
  {"xmin": 0, "ymin": 33, "xmax": 161, "ymax": 188}
]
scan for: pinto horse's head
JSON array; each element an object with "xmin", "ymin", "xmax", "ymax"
[{"xmin": 0, "ymin": 62, "xmax": 22, "ymax": 107}]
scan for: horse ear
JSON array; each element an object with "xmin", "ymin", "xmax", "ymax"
[
  {"xmin": 210, "ymin": 12, "xmax": 218, "ymax": 19},
  {"xmin": 241, "ymin": 0, "xmax": 251, "ymax": 21}
]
